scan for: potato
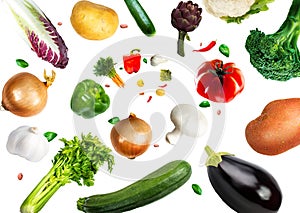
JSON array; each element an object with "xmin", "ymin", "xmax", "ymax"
[
  {"xmin": 70, "ymin": 1, "xmax": 119, "ymax": 40},
  {"xmin": 245, "ymin": 98, "xmax": 300, "ymax": 155}
]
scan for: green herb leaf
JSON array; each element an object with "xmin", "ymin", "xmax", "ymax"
[
  {"xmin": 43, "ymin": 132, "xmax": 57, "ymax": 142},
  {"xmin": 143, "ymin": 58, "xmax": 148, "ymax": 63},
  {"xmin": 185, "ymin": 33, "xmax": 191, "ymax": 41},
  {"xmin": 93, "ymin": 57, "xmax": 115, "ymax": 77},
  {"xmin": 108, "ymin": 117, "xmax": 120, "ymax": 124},
  {"xmin": 16, "ymin": 59, "xmax": 29, "ymax": 68},
  {"xmin": 199, "ymin": 101, "xmax": 210, "ymax": 108},
  {"xmin": 192, "ymin": 184, "xmax": 202, "ymax": 195},
  {"xmin": 219, "ymin": 44, "xmax": 230, "ymax": 57}
]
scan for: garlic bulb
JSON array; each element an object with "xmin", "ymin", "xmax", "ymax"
[{"xmin": 6, "ymin": 126, "xmax": 49, "ymax": 162}]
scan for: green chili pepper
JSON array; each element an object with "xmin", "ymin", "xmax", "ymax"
[
  {"xmin": 70, "ymin": 79, "xmax": 110, "ymax": 119},
  {"xmin": 16, "ymin": 59, "xmax": 29, "ymax": 68},
  {"xmin": 199, "ymin": 100, "xmax": 210, "ymax": 108},
  {"xmin": 219, "ymin": 44, "xmax": 230, "ymax": 57},
  {"xmin": 192, "ymin": 184, "xmax": 202, "ymax": 195}
]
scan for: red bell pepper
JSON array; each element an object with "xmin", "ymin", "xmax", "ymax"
[{"xmin": 123, "ymin": 49, "xmax": 141, "ymax": 74}]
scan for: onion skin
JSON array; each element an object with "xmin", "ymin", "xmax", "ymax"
[
  {"xmin": 2, "ymin": 72, "xmax": 50, "ymax": 117},
  {"xmin": 110, "ymin": 113, "xmax": 152, "ymax": 159}
]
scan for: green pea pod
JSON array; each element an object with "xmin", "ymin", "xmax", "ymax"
[{"xmin": 70, "ymin": 79, "xmax": 110, "ymax": 119}]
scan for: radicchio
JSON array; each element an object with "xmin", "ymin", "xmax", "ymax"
[{"xmin": 4, "ymin": 0, "xmax": 69, "ymax": 68}]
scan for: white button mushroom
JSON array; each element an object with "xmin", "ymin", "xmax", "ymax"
[
  {"xmin": 150, "ymin": 54, "xmax": 168, "ymax": 66},
  {"xmin": 6, "ymin": 126, "xmax": 49, "ymax": 162},
  {"xmin": 166, "ymin": 104, "xmax": 208, "ymax": 145}
]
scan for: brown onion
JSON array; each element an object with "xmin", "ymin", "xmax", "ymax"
[
  {"xmin": 1, "ymin": 70, "xmax": 55, "ymax": 117},
  {"xmin": 110, "ymin": 113, "xmax": 152, "ymax": 159}
]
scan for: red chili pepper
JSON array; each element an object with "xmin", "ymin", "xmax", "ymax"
[
  {"xmin": 147, "ymin": 95, "xmax": 152, "ymax": 103},
  {"xmin": 158, "ymin": 83, "xmax": 168, "ymax": 88},
  {"xmin": 193, "ymin": 40, "xmax": 217, "ymax": 52},
  {"xmin": 123, "ymin": 49, "xmax": 141, "ymax": 74}
]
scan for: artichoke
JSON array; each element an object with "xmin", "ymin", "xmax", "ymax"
[{"xmin": 171, "ymin": 1, "xmax": 202, "ymax": 57}]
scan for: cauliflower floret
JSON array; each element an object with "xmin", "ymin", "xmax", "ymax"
[{"xmin": 203, "ymin": 0, "xmax": 255, "ymax": 17}]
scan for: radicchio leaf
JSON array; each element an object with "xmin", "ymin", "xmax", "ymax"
[{"xmin": 4, "ymin": 0, "xmax": 69, "ymax": 68}]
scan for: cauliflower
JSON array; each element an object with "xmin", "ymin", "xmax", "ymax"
[
  {"xmin": 202, "ymin": 0, "xmax": 275, "ymax": 23},
  {"xmin": 203, "ymin": 0, "xmax": 255, "ymax": 17}
]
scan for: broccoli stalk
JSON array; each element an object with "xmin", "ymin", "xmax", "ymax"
[
  {"xmin": 245, "ymin": 0, "xmax": 300, "ymax": 81},
  {"xmin": 20, "ymin": 133, "xmax": 114, "ymax": 213}
]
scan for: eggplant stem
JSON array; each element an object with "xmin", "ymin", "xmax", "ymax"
[
  {"xmin": 205, "ymin": 145, "xmax": 233, "ymax": 167},
  {"xmin": 44, "ymin": 69, "xmax": 56, "ymax": 88}
]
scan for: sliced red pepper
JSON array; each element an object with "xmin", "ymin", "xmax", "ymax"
[
  {"xmin": 193, "ymin": 40, "xmax": 217, "ymax": 52},
  {"xmin": 123, "ymin": 49, "xmax": 141, "ymax": 74}
]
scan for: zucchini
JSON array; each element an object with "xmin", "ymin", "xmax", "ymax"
[
  {"xmin": 124, "ymin": 0, "xmax": 156, "ymax": 36},
  {"xmin": 77, "ymin": 160, "xmax": 192, "ymax": 212}
]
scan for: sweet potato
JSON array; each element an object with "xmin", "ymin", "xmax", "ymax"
[{"xmin": 245, "ymin": 98, "xmax": 300, "ymax": 155}]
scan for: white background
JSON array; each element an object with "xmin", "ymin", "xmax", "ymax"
[{"xmin": 0, "ymin": 0, "xmax": 298, "ymax": 212}]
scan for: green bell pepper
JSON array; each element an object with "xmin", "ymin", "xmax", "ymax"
[{"xmin": 70, "ymin": 79, "xmax": 110, "ymax": 119}]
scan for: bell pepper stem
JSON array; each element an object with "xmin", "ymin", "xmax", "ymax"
[
  {"xmin": 177, "ymin": 31, "xmax": 187, "ymax": 57},
  {"xmin": 130, "ymin": 49, "xmax": 141, "ymax": 54}
]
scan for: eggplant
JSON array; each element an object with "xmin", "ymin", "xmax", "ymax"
[{"xmin": 205, "ymin": 146, "xmax": 282, "ymax": 213}]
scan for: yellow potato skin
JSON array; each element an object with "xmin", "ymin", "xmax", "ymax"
[{"xmin": 70, "ymin": 1, "xmax": 119, "ymax": 40}]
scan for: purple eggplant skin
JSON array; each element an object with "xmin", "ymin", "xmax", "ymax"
[{"xmin": 207, "ymin": 155, "xmax": 282, "ymax": 213}]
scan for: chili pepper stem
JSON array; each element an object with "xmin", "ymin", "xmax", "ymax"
[
  {"xmin": 205, "ymin": 145, "xmax": 233, "ymax": 167},
  {"xmin": 177, "ymin": 31, "xmax": 187, "ymax": 57}
]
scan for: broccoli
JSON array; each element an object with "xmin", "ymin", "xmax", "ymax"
[
  {"xmin": 20, "ymin": 133, "xmax": 114, "ymax": 213},
  {"xmin": 245, "ymin": 0, "xmax": 300, "ymax": 81}
]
